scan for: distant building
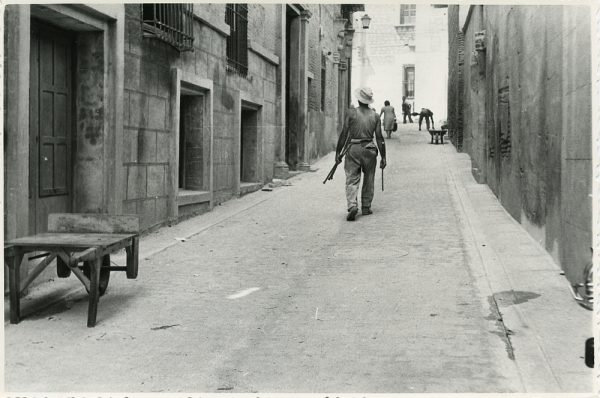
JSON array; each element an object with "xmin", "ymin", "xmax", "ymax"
[
  {"xmin": 447, "ymin": 5, "xmax": 592, "ymax": 286},
  {"xmin": 351, "ymin": 4, "xmax": 448, "ymax": 124}
]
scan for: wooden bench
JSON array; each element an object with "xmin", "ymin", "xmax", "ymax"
[
  {"xmin": 4, "ymin": 213, "xmax": 139, "ymax": 327},
  {"xmin": 428, "ymin": 129, "xmax": 447, "ymax": 144}
]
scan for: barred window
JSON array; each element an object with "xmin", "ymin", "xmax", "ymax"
[
  {"xmin": 225, "ymin": 4, "xmax": 248, "ymax": 77},
  {"xmin": 400, "ymin": 4, "xmax": 416, "ymax": 25},
  {"xmin": 142, "ymin": 4, "xmax": 194, "ymax": 52}
]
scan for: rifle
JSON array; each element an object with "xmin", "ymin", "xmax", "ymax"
[{"xmin": 323, "ymin": 133, "xmax": 351, "ymax": 184}]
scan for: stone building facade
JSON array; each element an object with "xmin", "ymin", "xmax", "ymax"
[
  {"xmin": 3, "ymin": 3, "xmax": 361, "ymax": 290},
  {"xmin": 447, "ymin": 5, "xmax": 593, "ymax": 285},
  {"xmin": 350, "ymin": 4, "xmax": 448, "ymax": 124}
]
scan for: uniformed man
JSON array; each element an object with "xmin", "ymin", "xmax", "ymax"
[{"xmin": 335, "ymin": 87, "xmax": 387, "ymax": 221}]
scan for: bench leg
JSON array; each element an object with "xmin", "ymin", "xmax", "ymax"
[
  {"xmin": 87, "ymin": 257, "xmax": 102, "ymax": 327},
  {"xmin": 7, "ymin": 250, "xmax": 24, "ymax": 324}
]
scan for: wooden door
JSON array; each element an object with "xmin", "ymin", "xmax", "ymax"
[{"xmin": 29, "ymin": 21, "xmax": 74, "ymax": 234}]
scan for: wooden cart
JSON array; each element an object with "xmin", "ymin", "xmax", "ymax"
[
  {"xmin": 428, "ymin": 129, "xmax": 447, "ymax": 144},
  {"xmin": 4, "ymin": 214, "xmax": 139, "ymax": 327}
]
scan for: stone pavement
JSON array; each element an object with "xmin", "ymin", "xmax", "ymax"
[{"xmin": 4, "ymin": 124, "xmax": 594, "ymax": 394}]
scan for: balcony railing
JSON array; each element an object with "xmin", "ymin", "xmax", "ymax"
[{"xmin": 141, "ymin": 4, "xmax": 194, "ymax": 52}]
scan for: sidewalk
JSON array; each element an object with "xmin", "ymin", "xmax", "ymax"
[{"xmin": 4, "ymin": 124, "xmax": 594, "ymax": 394}]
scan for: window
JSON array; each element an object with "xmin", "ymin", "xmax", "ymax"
[
  {"xmin": 400, "ymin": 4, "xmax": 416, "ymax": 25},
  {"xmin": 141, "ymin": 4, "xmax": 194, "ymax": 52},
  {"xmin": 404, "ymin": 66, "xmax": 415, "ymax": 98},
  {"xmin": 225, "ymin": 4, "xmax": 249, "ymax": 76},
  {"xmin": 321, "ymin": 55, "xmax": 326, "ymax": 112}
]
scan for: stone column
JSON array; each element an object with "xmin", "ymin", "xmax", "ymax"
[
  {"xmin": 5, "ymin": 5, "xmax": 31, "ymax": 239},
  {"xmin": 273, "ymin": 5, "xmax": 289, "ymax": 179},
  {"xmin": 295, "ymin": 9, "xmax": 312, "ymax": 172}
]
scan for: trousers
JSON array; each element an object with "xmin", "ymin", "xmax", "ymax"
[
  {"xmin": 419, "ymin": 115, "xmax": 432, "ymax": 130},
  {"xmin": 344, "ymin": 143, "xmax": 377, "ymax": 210}
]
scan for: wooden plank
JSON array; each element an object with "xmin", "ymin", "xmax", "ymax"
[
  {"xmin": 126, "ymin": 236, "xmax": 139, "ymax": 279},
  {"xmin": 95, "ymin": 239, "xmax": 133, "ymax": 259},
  {"xmin": 48, "ymin": 213, "xmax": 139, "ymax": 234},
  {"xmin": 56, "ymin": 248, "xmax": 73, "ymax": 267},
  {"xmin": 71, "ymin": 266, "xmax": 90, "ymax": 292},
  {"xmin": 20, "ymin": 253, "xmax": 57, "ymax": 293},
  {"xmin": 72, "ymin": 247, "xmax": 99, "ymax": 263},
  {"xmin": 87, "ymin": 257, "xmax": 102, "ymax": 327},
  {"xmin": 6, "ymin": 233, "xmax": 135, "ymax": 248},
  {"xmin": 7, "ymin": 249, "xmax": 24, "ymax": 324},
  {"xmin": 4, "ymin": 245, "xmax": 15, "ymax": 258}
]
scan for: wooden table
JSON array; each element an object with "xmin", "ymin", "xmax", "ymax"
[{"xmin": 5, "ymin": 232, "xmax": 138, "ymax": 327}]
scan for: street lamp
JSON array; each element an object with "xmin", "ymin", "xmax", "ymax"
[
  {"xmin": 358, "ymin": 14, "xmax": 371, "ymax": 87},
  {"xmin": 361, "ymin": 14, "xmax": 372, "ymax": 29}
]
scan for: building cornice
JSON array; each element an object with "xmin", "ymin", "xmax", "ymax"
[
  {"xmin": 193, "ymin": 13, "xmax": 230, "ymax": 37},
  {"xmin": 249, "ymin": 39, "xmax": 280, "ymax": 65}
]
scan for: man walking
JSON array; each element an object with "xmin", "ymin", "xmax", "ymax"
[
  {"xmin": 336, "ymin": 87, "xmax": 387, "ymax": 221},
  {"xmin": 418, "ymin": 108, "xmax": 435, "ymax": 131},
  {"xmin": 402, "ymin": 96, "xmax": 413, "ymax": 124}
]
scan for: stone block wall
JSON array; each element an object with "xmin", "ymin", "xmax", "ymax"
[
  {"xmin": 447, "ymin": 6, "xmax": 464, "ymax": 151},
  {"xmin": 123, "ymin": 5, "xmax": 174, "ymax": 230},
  {"xmin": 455, "ymin": 5, "xmax": 592, "ymax": 284},
  {"xmin": 123, "ymin": 4, "xmax": 280, "ymax": 229},
  {"xmin": 306, "ymin": 4, "xmax": 343, "ymax": 162}
]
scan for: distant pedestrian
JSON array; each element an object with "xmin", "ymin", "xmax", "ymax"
[
  {"xmin": 402, "ymin": 96, "xmax": 413, "ymax": 124},
  {"xmin": 418, "ymin": 108, "xmax": 435, "ymax": 131},
  {"xmin": 336, "ymin": 87, "xmax": 387, "ymax": 221},
  {"xmin": 379, "ymin": 100, "xmax": 397, "ymax": 139}
]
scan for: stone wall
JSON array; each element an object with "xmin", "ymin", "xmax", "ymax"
[
  {"xmin": 306, "ymin": 4, "xmax": 344, "ymax": 162},
  {"xmin": 123, "ymin": 4, "xmax": 280, "ymax": 230},
  {"xmin": 446, "ymin": 6, "xmax": 464, "ymax": 151},
  {"xmin": 454, "ymin": 5, "xmax": 592, "ymax": 284},
  {"xmin": 123, "ymin": 5, "xmax": 173, "ymax": 230}
]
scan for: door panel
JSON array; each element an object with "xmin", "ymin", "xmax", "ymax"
[{"xmin": 30, "ymin": 21, "xmax": 73, "ymax": 233}]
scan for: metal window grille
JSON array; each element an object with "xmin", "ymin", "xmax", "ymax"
[
  {"xmin": 400, "ymin": 4, "xmax": 416, "ymax": 25},
  {"xmin": 142, "ymin": 4, "xmax": 194, "ymax": 52},
  {"xmin": 225, "ymin": 4, "xmax": 248, "ymax": 77}
]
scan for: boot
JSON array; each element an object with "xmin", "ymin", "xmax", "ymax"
[{"xmin": 347, "ymin": 206, "xmax": 358, "ymax": 221}]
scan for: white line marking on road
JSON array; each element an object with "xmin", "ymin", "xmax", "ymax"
[
  {"xmin": 227, "ymin": 287, "xmax": 261, "ymax": 299},
  {"xmin": 315, "ymin": 307, "xmax": 319, "ymax": 320}
]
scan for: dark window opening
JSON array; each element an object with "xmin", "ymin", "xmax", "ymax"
[
  {"xmin": 404, "ymin": 66, "xmax": 415, "ymax": 98},
  {"xmin": 241, "ymin": 107, "xmax": 259, "ymax": 183},
  {"xmin": 179, "ymin": 94, "xmax": 205, "ymax": 190},
  {"xmin": 141, "ymin": 4, "xmax": 194, "ymax": 52},
  {"xmin": 225, "ymin": 4, "xmax": 249, "ymax": 77},
  {"xmin": 400, "ymin": 4, "xmax": 416, "ymax": 25}
]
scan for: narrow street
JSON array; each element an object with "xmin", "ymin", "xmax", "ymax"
[{"xmin": 5, "ymin": 124, "xmax": 592, "ymax": 393}]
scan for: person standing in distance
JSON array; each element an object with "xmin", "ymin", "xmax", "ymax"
[
  {"xmin": 402, "ymin": 96, "xmax": 413, "ymax": 124},
  {"xmin": 379, "ymin": 100, "xmax": 397, "ymax": 139},
  {"xmin": 336, "ymin": 87, "xmax": 387, "ymax": 221}
]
